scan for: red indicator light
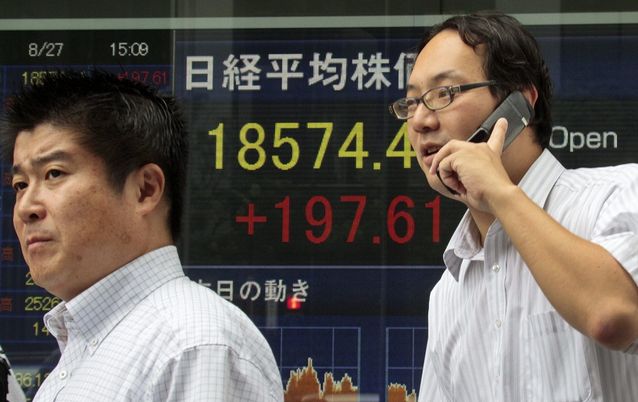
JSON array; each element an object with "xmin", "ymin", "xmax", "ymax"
[{"xmin": 286, "ymin": 296, "xmax": 303, "ymax": 310}]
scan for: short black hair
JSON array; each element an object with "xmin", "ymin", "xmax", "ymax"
[
  {"xmin": 0, "ymin": 70, "xmax": 188, "ymax": 240},
  {"xmin": 422, "ymin": 11, "xmax": 553, "ymax": 148}
]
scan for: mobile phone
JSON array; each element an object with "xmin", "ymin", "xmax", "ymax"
[
  {"xmin": 466, "ymin": 90, "xmax": 534, "ymax": 149},
  {"xmin": 436, "ymin": 91, "xmax": 534, "ymax": 195}
]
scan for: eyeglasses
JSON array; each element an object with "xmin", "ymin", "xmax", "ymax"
[{"xmin": 389, "ymin": 80, "xmax": 497, "ymax": 120}]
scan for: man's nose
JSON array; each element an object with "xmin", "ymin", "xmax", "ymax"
[
  {"xmin": 410, "ymin": 101, "xmax": 440, "ymax": 133},
  {"xmin": 14, "ymin": 185, "xmax": 46, "ymax": 223}
]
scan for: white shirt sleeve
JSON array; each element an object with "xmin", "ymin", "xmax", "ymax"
[
  {"xmin": 591, "ymin": 166, "xmax": 638, "ymax": 281},
  {"xmin": 147, "ymin": 344, "xmax": 283, "ymax": 402},
  {"xmin": 590, "ymin": 168, "xmax": 638, "ymax": 354}
]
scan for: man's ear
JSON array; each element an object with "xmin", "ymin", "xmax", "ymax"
[
  {"xmin": 131, "ymin": 163, "xmax": 165, "ymax": 215},
  {"xmin": 522, "ymin": 85, "xmax": 539, "ymax": 108}
]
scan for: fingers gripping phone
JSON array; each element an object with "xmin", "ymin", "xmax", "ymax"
[
  {"xmin": 466, "ymin": 90, "xmax": 535, "ymax": 148},
  {"xmin": 437, "ymin": 91, "xmax": 534, "ymax": 194}
]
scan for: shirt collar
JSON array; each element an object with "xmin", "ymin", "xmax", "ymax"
[
  {"xmin": 443, "ymin": 149, "xmax": 565, "ymax": 281},
  {"xmin": 44, "ymin": 246, "xmax": 184, "ymax": 348}
]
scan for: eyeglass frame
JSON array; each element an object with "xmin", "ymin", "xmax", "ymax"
[{"xmin": 389, "ymin": 80, "xmax": 498, "ymax": 120}]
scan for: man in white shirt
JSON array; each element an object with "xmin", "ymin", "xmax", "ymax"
[
  {"xmin": 389, "ymin": 11, "xmax": 638, "ymax": 401},
  {"xmin": 0, "ymin": 345, "xmax": 26, "ymax": 402},
  {"xmin": 0, "ymin": 70, "xmax": 284, "ymax": 401}
]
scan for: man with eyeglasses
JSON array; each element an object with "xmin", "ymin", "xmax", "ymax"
[{"xmin": 390, "ymin": 11, "xmax": 638, "ymax": 401}]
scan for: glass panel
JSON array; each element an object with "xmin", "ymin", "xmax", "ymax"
[{"xmin": 1, "ymin": 3, "xmax": 637, "ymax": 401}]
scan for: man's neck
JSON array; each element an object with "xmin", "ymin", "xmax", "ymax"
[{"xmin": 469, "ymin": 209, "xmax": 495, "ymax": 247}]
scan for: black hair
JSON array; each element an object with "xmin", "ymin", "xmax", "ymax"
[
  {"xmin": 0, "ymin": 70, "xmax": 188, "ymax": 240},
  {"xmin": 422, "ymin": 11, "xmax": 553, "ymax": 148}
]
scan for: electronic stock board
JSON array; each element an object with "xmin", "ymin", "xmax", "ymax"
[{"xmin": 1, "ymin": 14, "xmax": 637, "ymax": 401}]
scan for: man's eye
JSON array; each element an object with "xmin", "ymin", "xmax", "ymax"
[
  {"xmin": 45, "ymin": 169, "xmax": 64, "ymax": 179},
  {"xmin": 12, "ymin": 182, "xmax": 27, "ymax": 192},
  {"xmin": 407, "ymin": 98, "xmax": 420, "ymax": 106},
  {"xmin": 435, "ymin": 89, "xmax": 448, "ymax": 98}
]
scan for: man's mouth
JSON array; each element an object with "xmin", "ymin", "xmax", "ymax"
[
  {"xmin": 26, "ymin": 235, "xmax": 53, "ymax": 250},
  {"xmin": 420, "ymin": 145, "xmax": 443, "ymax": 167}
]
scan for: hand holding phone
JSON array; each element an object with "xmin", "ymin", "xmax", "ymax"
[{"xmin": 436, "ymin": 91, "xmax": 534, "ymax": 195}]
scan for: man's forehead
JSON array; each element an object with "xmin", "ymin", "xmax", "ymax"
[
  {"xmin": 12, "ymin": 148, "xmax": 75, "ymax": 175},
  {"xmin": 408, "ymin": 32, "xmax": 486, "ymax": 90},
  {"xmin": 12, "ymin": 125, "xmax": 81, "ymax": 169}
]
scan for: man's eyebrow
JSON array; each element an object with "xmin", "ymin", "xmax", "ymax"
[
  {"xmin": 406, "ymin": 83, "xmax": 419, "ymax": 93},
  {"xmin": 12, "ymin": 150, "xmax": 74, "ymax": 175},
  {"xmin": 407, "ymin": 70, "xmax": 462, "ymax": 93},
  {"xmin": 432, "ymin": 70, "xmax": 462, "ymax": 83}
]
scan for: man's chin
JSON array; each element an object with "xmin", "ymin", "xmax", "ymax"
[
  {"xmin": 28, "ymin": 264, "xmax": 58, "ymax": 288},
  {"xmin": 426, "ymin": 174, "xmax": 460, "ymax": 199},
  {"xmin": 425, "ymin": 173, "xmax": 444, "ymax": 193}
]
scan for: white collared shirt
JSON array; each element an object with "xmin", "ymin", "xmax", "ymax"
[
  {"xmin": 0, "ymin": 345, "xmax": 27, "ymax": 402},
  {"xmin": 419, "ymin": 150, "xmax": 638, "ymax": 402},
  {"xmin": 34, "ymin": 246, "xmax": 283, "ymax": 402}
]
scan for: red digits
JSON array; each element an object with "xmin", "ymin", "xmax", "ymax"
[
  {"xmin": 425, "ymin": 196, "xmax": 441, "ymax": 243},
  {"xmin": 275, "ymin": 196, "xmax": 290, "ymax": 243},
  {"xmin": 340, "ymin": 195, "xmax": 366, "ymax": 243},
  {"xmin": 387, "ymin": 196, "xmax": 415, "ymax": 244},
  {"xmin": 305, "ymin": 196, "xmax": 333, "ymax": 244}
]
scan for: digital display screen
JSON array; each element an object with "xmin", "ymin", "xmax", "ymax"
[{"xmin": 1, "ymin": 20, "xmax": 637, "ymax": 401}]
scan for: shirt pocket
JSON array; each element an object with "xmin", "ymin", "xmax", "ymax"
[{"xmin": 523, "ymin": 311, "xmax": 592, "ymax": 402}]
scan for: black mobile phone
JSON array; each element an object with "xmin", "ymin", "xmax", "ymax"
[
  {"xmin": 436, "ymin": 91, "xmax": 534, "ymax": 195},
  {"xmin": 466, "ymin": 90, "xmax": 534, "ymax": 149}
]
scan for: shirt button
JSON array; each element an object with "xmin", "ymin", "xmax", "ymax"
[
  {"xmin": 491, "ymin": 264, "xmax": 501, "ymax": 272},
  {"xmin": 59, "ymin": 370, "xmax": 68, "ymax": 379},
  {"xmin": 495, "ymin": 319, "xmax": 502, "ymax": 328},
  {"xmin": 90, "ymin": 338, "xmax": 98, "ymax": 346}
]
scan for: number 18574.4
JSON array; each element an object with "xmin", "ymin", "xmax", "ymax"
[{"xmin": 209, "ymin": 121, "xmax": 415, "ymax": 171}]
